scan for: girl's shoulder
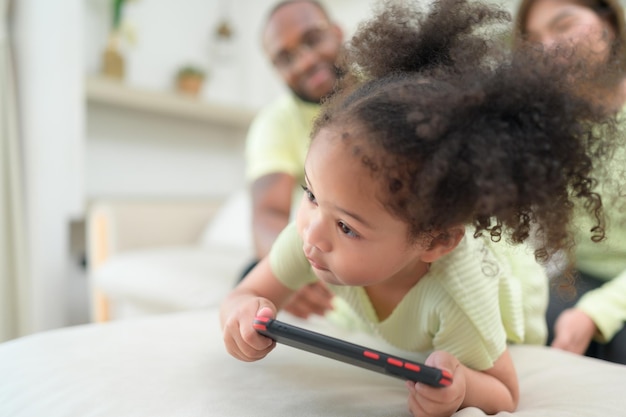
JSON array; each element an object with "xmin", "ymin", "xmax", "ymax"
[
  {"xmin": 431, "ymin": 231, "xmax": 501, "ymax": 282},
  {"xmin": 427, "ymin": 231, "xmax": 537, "ymax": 303}
]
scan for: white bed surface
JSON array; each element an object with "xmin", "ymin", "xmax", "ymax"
[{"xmin": 1, "ymin": 308, "xmax": 625, "ymax": 417}]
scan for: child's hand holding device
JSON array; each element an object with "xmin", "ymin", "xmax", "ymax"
[
  {"xmin": 221, "ymin": 302, "xmax": 277, "ymax": 362},
  {"xmin": 406, "ymin": 351, "xmax": 465, "ymax": 417}
]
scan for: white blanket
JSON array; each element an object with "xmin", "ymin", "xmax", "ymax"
[{"xmin": 1, "ymin": 309, "xmax": 625, "ymax": 416}]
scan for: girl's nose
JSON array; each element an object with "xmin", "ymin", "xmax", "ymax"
[{"xmin": 304, "ymin": 215, "xmax": 332, "ymax": 253}]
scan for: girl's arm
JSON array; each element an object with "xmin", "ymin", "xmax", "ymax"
[
  {"xmin": 407, "ymin": 349, "xmax": 519, "ymax": 417},
  {"xmin": 220, "ymin": 257, "xmax": 295, "ymax": 362}
]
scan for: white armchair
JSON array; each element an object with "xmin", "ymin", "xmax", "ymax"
[{"xmin": 86, "ymin": 191, "xmax": 254, "ymax": 322}]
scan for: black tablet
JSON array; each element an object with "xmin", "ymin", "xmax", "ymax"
[{"xmin": 253, "ymin": 316, "xmax": 453, "ymax": 388}]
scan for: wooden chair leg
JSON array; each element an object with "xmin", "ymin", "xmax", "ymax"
[
  {"xmin": 90, "ymin": 210, "xmax": 111, "ymax": 322},
  {"xmin": 93, "ymin": 289, "xmax": 110, "ymax": 323}
]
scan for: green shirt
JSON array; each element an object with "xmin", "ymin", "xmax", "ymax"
[
  {"xmin": 245, "ymin": 93, "xmax": 319, "ymax": 184},
  {"xmin": 270, "ymin": 222, "xmax": 548, "ymax": 371}
]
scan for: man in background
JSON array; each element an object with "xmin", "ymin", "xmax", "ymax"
[{"xmin": 242, "ymin": 0, "xmax": 343, "ymax": 318}]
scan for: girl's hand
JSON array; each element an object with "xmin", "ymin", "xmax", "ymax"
[
  {"xmin": 551, "ymin": 308, "xmax": 597, "ymax": 355},
  {"xmin": 283, "ymin": 281, "xmax": 334, "ymax": 319},
  {"xmin": 221, "ymin": 257, "xmax": 295, "ymax": 362},
  {"xmin": 406, "ymin": 351, "xmax": 465, "ymax": 417},
  {"xmin": 221, "ymin": 301, "xmax": 278, "ymax": 362}
]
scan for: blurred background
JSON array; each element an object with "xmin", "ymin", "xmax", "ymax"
[{"xmin": 1, "ymin": 0, "xmax": 517, "ymax": 342}]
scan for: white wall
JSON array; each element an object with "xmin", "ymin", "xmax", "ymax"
[
  {"xmin": 85, "ymin": 103, "xmax": 248, "ymax": 199},
  {"xmin": 84, "ymin": 0, "xmax": 376, "ymax": 108},
  {"xmin": 82, "ymin": 0, "xmax": 377, "ymax": 202}
]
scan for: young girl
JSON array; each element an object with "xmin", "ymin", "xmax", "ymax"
[{"xmin": 221, "ymin": 0, "xmax": 619, "ymax": 415}]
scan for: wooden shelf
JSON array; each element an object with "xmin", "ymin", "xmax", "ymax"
[{"xmin": 85, "ymin": 75, "xmax": 256, "ymax": 128}]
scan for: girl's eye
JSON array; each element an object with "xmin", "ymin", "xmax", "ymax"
[
  {"xmin": 338, "ymin": 221, "xmax": 359, "ymax": 238},
  {"xmin": 301, "ymin": 185, "xmax": 317, "ymax": 204}
]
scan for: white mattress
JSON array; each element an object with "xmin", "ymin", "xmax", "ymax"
[{"xmin": 1, "ymin": 308, "xmax": 625, "ymax": 417}]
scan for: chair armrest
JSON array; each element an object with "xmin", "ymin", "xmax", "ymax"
[{"xmin": 87, "ymin": 198, "xmax": 222, "ymax": 271}]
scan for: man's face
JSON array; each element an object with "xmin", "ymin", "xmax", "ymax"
[{"xmin": 263, "ymin": 2, "xmax": 343, "ymax": 103}]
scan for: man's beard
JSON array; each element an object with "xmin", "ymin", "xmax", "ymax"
[
  {"xmin": 289, "ymin": 65, "xmax": 344, "ymax": 104},
  {"xmin": 290, "ymin": 88, "xmax": 322, "ymax": 104}
]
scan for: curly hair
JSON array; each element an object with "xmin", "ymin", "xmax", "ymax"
[{"xmin": 313, "ymin": 0, "xmax": 620, "ymax": 262}]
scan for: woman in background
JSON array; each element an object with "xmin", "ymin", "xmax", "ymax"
[{"xmin": 514, "ymin": 0, "xmax": 626, "ymax": 364}]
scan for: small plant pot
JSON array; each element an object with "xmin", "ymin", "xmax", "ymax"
[
  {"xmin": 176, "ymin": 75, "xmax": 205, "ymax": 96},
  {"xmin": 175, "ymin": 66, "xmax": 207, "ymax": 97}
]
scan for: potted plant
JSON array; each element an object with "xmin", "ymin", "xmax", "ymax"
[{"xmin": 175, "ymin": 65, "xmax": 207, "ymax": 97}]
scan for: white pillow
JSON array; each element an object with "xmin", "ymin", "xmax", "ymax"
[{"xmin": 199, "ymin": 189, "xmax": 254, "ymax": 252}]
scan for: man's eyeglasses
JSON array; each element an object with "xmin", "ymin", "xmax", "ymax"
[{"xmin": 272, "ymin": 24, "xmax": 333, "ymax": 71}]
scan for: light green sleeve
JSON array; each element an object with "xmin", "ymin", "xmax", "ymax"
[
  {"xmin": 577, "ymin": 271, "xmax": 626, "ymax": 342},
  {"xmin": 424, "ymin": 235, "xmax": 510, "ymax": 370},
  {"xmin": 430, "ymin": 291, "xmax": 507, "ymax": 371},
  {"xmin": 268, "ymin": 222, "xmax": 317, "ymax": 290},
  {"xmin": 244, "ymin": 95, "xmax": 316, "ymax": 183}
]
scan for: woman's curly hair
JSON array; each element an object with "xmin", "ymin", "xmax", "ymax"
[{"xmin": 313, "ymin": 0, "xmax": 621, "ymax": 262}]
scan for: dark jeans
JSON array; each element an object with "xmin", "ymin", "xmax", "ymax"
[
  {"xmin": 547, "ymin": 271, "xmax": 626, "ymax": 365},
  {"xmin": 237, "ymin": 259, "xmax": 259, "ymax": 284}
]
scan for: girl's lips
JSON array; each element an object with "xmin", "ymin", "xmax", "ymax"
[{"xmin": 306, "ymin": 256, "xmax": 328, "ymax": 271}]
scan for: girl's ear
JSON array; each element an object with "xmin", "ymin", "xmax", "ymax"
[{"xmin": 420, "ymin": 226, "xmax": 465, "ymax": 263}]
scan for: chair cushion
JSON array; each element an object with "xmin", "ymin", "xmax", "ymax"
[{"xmin": 94, "ymin": 245, "xmax": 250, "ymax": 318}]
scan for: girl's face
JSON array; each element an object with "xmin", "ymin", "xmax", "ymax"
[
  {"xmin": 524, "ymin": 0, "xmax": 616, "ymax": 65},
  {"xmin": 295, "ymin": 128, "xmax": 431, "ymax": 288}
]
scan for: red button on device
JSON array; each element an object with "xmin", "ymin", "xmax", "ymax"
[
  {"xmin": 363, "ymin": 351, "xmax": 380, "ymax": 360},
  {"xmin": 404, "ymin": 362, "xmax": 421, "ymax": 372},
  {"xmin": 387, "ymin": 358, "xmax": 403, "ymax": 367}
]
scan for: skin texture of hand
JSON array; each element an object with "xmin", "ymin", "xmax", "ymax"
[
  {"xmin": 406, "ymin": 349, "xmax": 519, "ymax": 416},
  {"xmin": 221, "ymin": 258, "xmax": 297, "ymax": 362},
  {"xmin": 406, "ymin": 351, "xmax": 465, "ymax": 417},
  {"xmin": 282, "ymin": 281, "xmax": 334, "ymax": 318},
  {"xmin": 551, "ymin": 308, "xmax": 598, "ymax": 355},
  {"xmin": 221, "ymin": 299, "xmax": 277, "ymax": 362}
]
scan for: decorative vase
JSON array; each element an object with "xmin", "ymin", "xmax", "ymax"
[
  {"xmin": 101, "ymin": 33, "xmax": 125, "ymax": 80},
  {"xmin": 176, "ymin": 75, "xmax": 205, "ymax": 96}
]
